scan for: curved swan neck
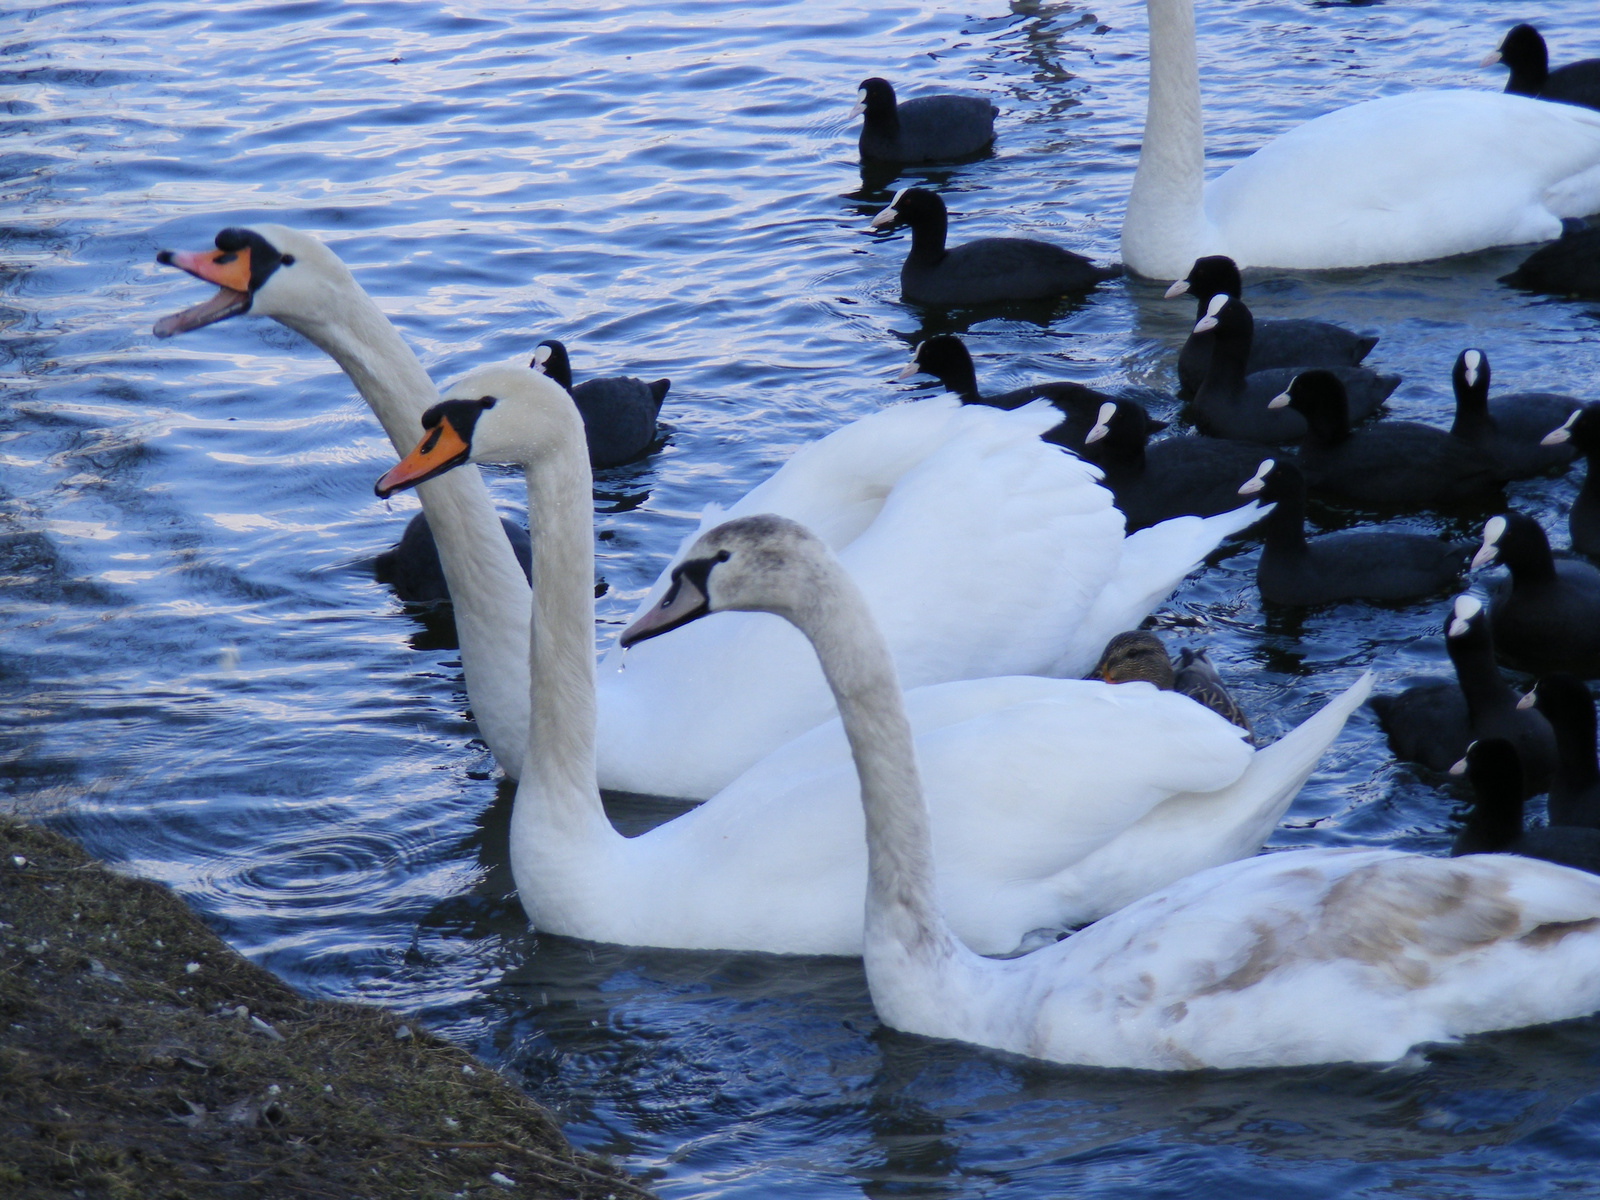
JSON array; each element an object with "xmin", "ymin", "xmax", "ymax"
[
  {"xmin": 268, "ymin": 268, "xmax": 534, "ymax": 779},
  {"xmin": 1122, "ymin": 0, "xmax": 1208, "ymax": 279},
  {"xmin": 516, "ymin": 432, "xmax": 610, "ymax": 841},
  {"xmin": 274, "ymin": 288, "xmax": 437, "ymax": 453},
  {"xmin": 787, "ymin": 562, "xmax": 955, "ymax": 959}
]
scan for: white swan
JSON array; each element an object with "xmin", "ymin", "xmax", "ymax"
[
  {"xmin": 372, "ymin": 363, "xmax": 1370, "ymax": 955},
  {"xmin": 152, "ymin": 224, "xmax": 1263, "ymax": 799},
  {"xmin": 627, "ymin": 514, "xmax": 1600, "ymax": 1068},
  {"xmin": 1122, "ymin": 0, "xmax": 1600, "ymax": 278}
]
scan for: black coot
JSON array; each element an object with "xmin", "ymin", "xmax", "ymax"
[
  {"xmin": 1280, "ymin": 370, "xmax": 1502, "ymax": 509},
  {"xmin": 1485, "ymin": 24, "xmax": 1600, "ymax": 110},
  {"xmin": 1076, "ymin": 401, "xmax": 1266, "ymax": 532},
  {"xmin": 1167, "ymin": 256, "xmax": 1377, "ymax": 399},
  {"xmin": 853, "ymin": 77, "xmax": 997, "ymax": 163},
  {"xmin": 899, "ymin": 335, "xmax": 1164, "ymax": 453},
  {"xmin": 1370, "ymin": 594, "xmax": 1556, "ymax": 791},
  {"xmin": 1088, "ymin": 630, "xmax": 1252, "ymax": 735},
  {"xmin": 1189, "ymin": 296, "xmax": 1398, "ymax": 444},
  {"xmin": 374, "ymin": 513, "xmax": 532, "ymax": 604},
  {"xmin": 1449, "ymin": 348, "xmax": 1580, "ymax": 479},
  {"xmin": 1501, "ymin": 221, "xmax": 1600, "ymax": 298},
  {"xmin": 1541, "ymin": 404, "xmax": 1600, "ymax": 556},
  {"xmin": 1238, "ymin": 458, "xmax": 1472, "ymax": 606},
  {"xmin": 1474, "ymin": 511, "xmax": 1600, "ymax": 676},
  {"xmin": 868, "ymin": 188, "xmax": 1120, "ymax": 306},
  {"xmin": 534, "ymin": 340, "xmax": 669, "ymax": 469},
  {"xmin": 1451, "ymin": 738, "xmax": 1600, "ymax": 876},
  {"xmin": 1528, "ymin": 673, "xmax": 1600, "ymax": 827}
]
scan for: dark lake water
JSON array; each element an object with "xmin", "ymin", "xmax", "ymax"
[{"xmin": 8, "ymin": 0, "xmax": 1600, "ymax": 1194}]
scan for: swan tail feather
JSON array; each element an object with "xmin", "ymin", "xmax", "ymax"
[{"xmin": 1204, "ymin": 671, "xmax": 1375, "ymax": 862}]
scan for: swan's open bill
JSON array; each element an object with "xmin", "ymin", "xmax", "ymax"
[{"xmin": 631, "ymin": 514, "xmax": 1600, "ymax": 1070}]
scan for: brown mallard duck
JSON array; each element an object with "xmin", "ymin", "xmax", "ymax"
[{"xmin": 1090, "ymin": 630, "xmax": 1253, "ymax": 738}]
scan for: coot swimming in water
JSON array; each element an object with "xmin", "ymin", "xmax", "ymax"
[
  {"xmin": 1449, "ymin": 348, "xmax": 1580, "ymax": 479},
  {"xmin": 852, "ymin": 77, "xmax": 998, "ymax": 162},
  {"xmin": 1189, "ymin": 297, "xmax": 1398, "ymax": 443},
  {"xmin": 1238, "ymin": 459, "xmax": 1471, "ymax": 606},
  {"xmin": 533, "ymin": 339, "xmax": 669, "ymax": 469},
  {"xmin": 1483, "ymin": 24, "xmax": 1600, "ymax": 111},
  {"xmin": 1473, "ymin": 511, "xmax": 1600, "ymax": 676},
  {"xmin": 868, "ymin": 188, "xmax": 1121, "ymax": 306},
  {"xmin": 1451, "ymin": 738, "xmax": 1600, "ymax": 876},
  {"xmin": 1540, "ymin": 404, "xmax": 1600, "ymax": 556},
  {"xmin": 1370, "ymin": 594, "xmax": 1555, "ymax": 792},
  {"xmin": 1167, "ymin": 256, "xmax": 1377, "ymax": 399},
  {"xmin": 1277, "ymin": 369, "xmax": 1501, "ymax": 509}
]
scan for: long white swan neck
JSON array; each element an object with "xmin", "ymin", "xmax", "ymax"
[
  {"xmin": 277, "ymin": 282, "xmax": 437, "ymax": 453},
  {"xmin": 789, "ymin": 561, "xmax": 963, "ymax": 971},
  {"xmin": 513, "ymin": 432, "xmax": 612, "ymax": 847},
  {"xmin": 273, "ymin": 274, "xmax": 534, "ymax": 778},
  {"xmin": 1122, "ymin": 0, "xmax": 1207, "ymax": 279}
]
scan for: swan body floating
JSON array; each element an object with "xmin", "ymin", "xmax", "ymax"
[
  {"xmin": 151, "ymin": 225, "xmax": 1255, "ymax": 799},
  {"xmin": 372, "ymin": 365, "xmax": 1367, "ymax": 955},
  {"xmin": 631, "ymin": 514, "xmax": 1600, "ymax": 1069},
  {"xmin": 596, "ymin": 394, "xmax": 1266, "ymax": 799},
  {"xmin": 1122, "ymin": 0, "xmax": 1600, "ymax": 278}
]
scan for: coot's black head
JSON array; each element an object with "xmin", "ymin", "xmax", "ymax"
[
  {"xmin": 855, "ymin": 77, "xmax": 898, "ymax": 120},
  {"xmin": 1542, "ymin": 404, "xmax": 1600, "ymax": 456},
  {"xmin": 1192, "ymin": 293, "xmax": 1253, "ymax": 344},
  {"xmin": 532, "ymin": 339, "xmax": 574, "ymax": 391},
  {"xmin": 1452, "ymin": 348, "xmax": 1490, "ymax": 402},
  {"xmin": 1088, "ymin": 630, "xmax": 1175, "ymax": 690},
  {"xmin": 1271, "ymin": 370, "xmax": 1350, "ymax": 442},
  {"xmin": 1444, "ymin": 592, "xmax": 1492, "ymax": 659},
  {"xmin": 1166, "ymin": 255, "xmax": 1243, "ymax": 304},
  {"xmin": 868, "ymin": 186, "xmax": 945, "ymax": 232},
  {"xmin": 1471, "ymin": 510, "xmax": 1556, "ymax": 579},
  {"xmin": 1237, "ymin": 456, "xmax": 1299, "ymax": 504},
  {"xmin": 1491, "ymin": 24, "xmax": 1549, "ymax": 94},
  {"xmin": 899, "ymin": 334, "xmax": 977, "ymax": 394},
  {"xmin": 1080, "ymin": 400, "xmax": 1149, "ymax": 465}
]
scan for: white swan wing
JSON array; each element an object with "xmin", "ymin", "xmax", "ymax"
[
  {"xmin": 595, "ymin": 400, "xmax": 1122, "ymax": 798},
  {"xmin": 1006, "ymin": 848, "xmax": 1600, "ymax": 1069},
  {"xmin": 1207, "ymin": 90, "xmax": 1600, "ymax": 270},
  {"xmin": 839, "ymin": 403, "xmax": 1124, "ymax": 686}
]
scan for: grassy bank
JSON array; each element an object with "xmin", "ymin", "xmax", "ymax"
[{"xmin": 0, "ymin": 817, "xmax": 654, "ymax": 1200}]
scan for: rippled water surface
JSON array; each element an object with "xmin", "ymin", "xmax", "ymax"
[{"xmin": 9, "ymin": 0, "xmax": 1600, "ymax": 1194}]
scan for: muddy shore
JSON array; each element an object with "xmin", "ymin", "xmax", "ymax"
[{"xmin": 0, "ymin": 817, "xmax": 654, "ymax": 1200}]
